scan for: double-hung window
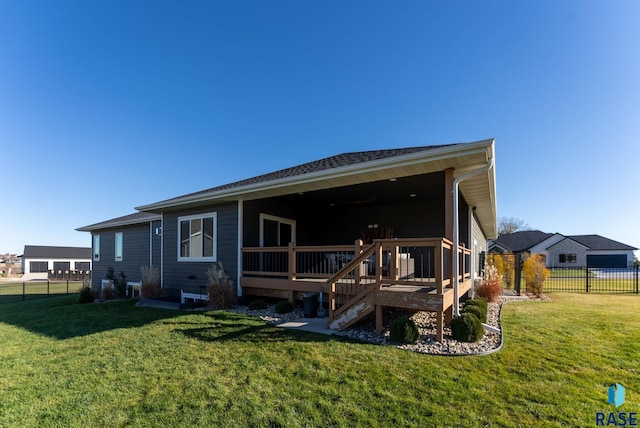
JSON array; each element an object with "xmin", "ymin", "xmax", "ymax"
[{"xmin": 178, "ymin": 212, "xmax": 217, "ymax": 262}]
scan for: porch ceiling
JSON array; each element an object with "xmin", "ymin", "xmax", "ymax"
[{"xmin": 138, "ymin": 139, "xmax": 497, "ymax": 238}]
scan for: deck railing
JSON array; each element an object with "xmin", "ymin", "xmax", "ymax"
[{"xmin": 241, "ymin": 237, "xmax": 471, "ymax": 291}]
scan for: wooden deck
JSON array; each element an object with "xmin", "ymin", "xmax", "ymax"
[{"xmin": 240, "ymin": 237, "xmax": 473, "ymax": 341}]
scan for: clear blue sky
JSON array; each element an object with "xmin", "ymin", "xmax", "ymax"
[{"xmin": 1, "ymin": 1, "xmax": 639, "ymax": 255}]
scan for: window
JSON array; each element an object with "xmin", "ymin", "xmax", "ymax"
[
  {"xmin": 30, "ymin": 261, "xmax": 48, "ymax": 273},
  {"xmin": 93, "ymin": 235, "xmax": 101, "ymax": 261},
  {"xmin": 178, "ymin": 212, "xmax": 217, "ymax": 261},
  {"xmin": 559, "ymin": 254, "xmax": 576, "ymax": 263},
  {"xmin": 53, "ymin": 261, "xmax": 71, "ymax": 271},
  {"xmin": 75, "ymin": 261, "xmax": 91, "ymax": 271},
  {"xmin": 115, "ymin": 232, "xmax": 123, "ymax": 262}
]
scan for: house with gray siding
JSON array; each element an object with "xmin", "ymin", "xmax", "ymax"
[
  {"xmin": 489, "ymin": 231, "xmax": 637, "ymax": 268},
  {"xmin": 78, "ymin": 139, "xmax": 498, "ymax": 340}
]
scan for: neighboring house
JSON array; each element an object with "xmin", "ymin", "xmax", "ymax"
[
  {"xmin": 77, "ymin": 139, "xmax": 498, "ymax": 340},
  {"xmin": 22, "ymin": 245, "xmax": 92, "ymax": 280},
  {"xmin": 489, "ymin": 231, "xmax": 637, "ymax": 268}
]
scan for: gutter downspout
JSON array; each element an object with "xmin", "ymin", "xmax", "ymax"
[{"xmin": 452, "ymin": 157, "xmax": 494, "ymax": 316}]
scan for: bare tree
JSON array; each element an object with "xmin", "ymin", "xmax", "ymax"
[{"xmin": 498, "ymin": 217, "xmax": 531, "ymax": 235}]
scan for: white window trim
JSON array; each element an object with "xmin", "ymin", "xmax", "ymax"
[
  {"xmin": 93, "ymin": 234, "xmax": 101, "ymax": 261},
  {"xmin": 259, "ymin": 213, "xmax": 296, "ymax": 246},
  {"xmin": 177, "ymin": 212, "xmax": 218, "ymax": 262},
  {"xmin": 115, "ymin": 232, "xmax": 123, "ymax": 262}
]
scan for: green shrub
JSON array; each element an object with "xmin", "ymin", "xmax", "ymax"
[
  {"xmin": 248, "ymin": 299, "xmax": 268, "ymax": 310},
  {"xmin": 389, "ymin": 316, "xmax": 419, "ymax": 344},
  {"xmin": 450, "ymin": 313, "xmax": 484, "ymax": 342},
  {"xmin": 467, "ymin": 296, "xmax": 488, "ymax": 309},
  {"xmin": 78, "ymin": 287, "xmax": 94, "ymax": 304},
  {"xmin": 462, "ymin": 304, "xmax": 486, "ymax": 323},
  {"xmin": 275, "ymin": 300, "xmax": 294, "ymax": 314}
]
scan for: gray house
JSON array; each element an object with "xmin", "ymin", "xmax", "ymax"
[
  {"xmin": 489, "ymin": 231, "xmax": 637, "ymax": 268},
  {"xmin": 78, "ymin": 139, "xmax": 497, "ymax": 340}
]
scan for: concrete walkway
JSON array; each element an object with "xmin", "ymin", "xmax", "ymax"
[{"xmin": 276, "ymin": 317, "xmax": 335, "ymax": 335}]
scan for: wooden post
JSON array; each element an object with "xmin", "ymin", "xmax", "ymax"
[
  {"xmin": 444, "ymin": 305, "xmax": 453, "ymax": 324},
  {"xmin": 444, "ymin": 168, "xmax": 455, "ymax": 242},
  {"xmin": 376, "ymin": 305, "xmax": 383, "ymax": 332},
  {"xmin": 375, "ymin": 241, "xmax": 383, "ymax": 288},
  {"xmin": 354, "ymin": 239, "xmax": 362, "ymax": 288},
  {"xmin": 435, "ymin": 240, "xmax": 443, "ymax": 295},
  {"xmin": 328, "ymin": 281, "xmax": 336, "ymax": 322},
  {"xmin": 436, "ymin": 311, "xmax": 444, "ymax": 342},
  {"xmin": 288, "ymin": 242, "xmax": 296, "ymax": 281}
]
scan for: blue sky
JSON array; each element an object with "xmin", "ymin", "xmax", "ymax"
[{"xmin": 1, "ymin": 1, "xmax": 639, "ymax": 255}]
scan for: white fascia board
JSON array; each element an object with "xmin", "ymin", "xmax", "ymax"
[
  {"xmin": 76, "ymin": 214, "xmax": 162, "ymax": 232},
  {"xmin": 136, "ymin": 140, "xmax": 494, "ymax": 212}
]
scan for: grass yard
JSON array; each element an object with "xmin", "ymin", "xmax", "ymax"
[
  {"xmin": 0, "ymin": 281, "xmax": 84, "ymax": 303},
  {"xmin": 0, "ymin": 293, "xmax": 638, "ymax": 427}
]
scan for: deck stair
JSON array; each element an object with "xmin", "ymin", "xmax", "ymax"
[{"xmin": 328, "ymin": 242, "xmax": 380, "ymax": 330}]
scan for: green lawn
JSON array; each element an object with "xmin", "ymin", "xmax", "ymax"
[
  {"xmin": 0, "ymin": 281, "xmax": 84, "ymax": 302},
  {"xmin": 0, "ymin": 294, "xmax": 638, "ymax": 427}
]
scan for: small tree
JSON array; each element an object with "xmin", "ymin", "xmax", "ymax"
[
  {"xmin": 106, "ymin": 266, "xmax": 128, "ymax": 298},
  {"xmin": 522, "ymin": 254, "xmax": 549, "ymax": 297},
  {"xmin": 498, "ymin": 217, "xmax": 531, "ymax": 234},
  {"xmin": 502, "ymin": 252, "xmax": 516, "ymax": 289}
]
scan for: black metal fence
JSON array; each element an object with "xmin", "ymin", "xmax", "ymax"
[
  {"xmin": 540, "ymin": 267, "xmax": 640, "ymax": 294},
  {"xmin": 0, "ymin": 280, "xmax": 85, "ymax": 304}
]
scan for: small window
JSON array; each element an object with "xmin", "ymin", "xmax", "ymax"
[
  {"xmin": 559, "ymin": 254, "xmax": 576, "ymax": 263},
  {"xmin": 115, "ymin": 232, "xmax": 123, "ymax": 262},
  {"xmin": 178, "ymin": 212, "xmax": 217, "ymax": 262},
  {"xmin": 93, "ymin": 235, "xmax": 101, "ymax": 261}
]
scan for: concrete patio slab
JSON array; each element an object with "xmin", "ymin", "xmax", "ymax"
[{"xmin": 276, "ymin": 317, "xmax": 334, "ymax": 335}]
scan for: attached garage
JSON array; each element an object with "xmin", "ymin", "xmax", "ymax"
[{"xmin": 586, "ymin": 254, "xmax": 627, "ymax": 269}]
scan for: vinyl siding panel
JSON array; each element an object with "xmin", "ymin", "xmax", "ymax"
[
  {"xmin": 90, "ymin": 223, "xmax": 152, "ymax": 291},
  {"xmin": 162, "ymin": 202, "xmax": 238, "ymax": 294}
]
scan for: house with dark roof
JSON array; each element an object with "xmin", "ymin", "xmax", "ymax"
[
  {"xmin": 78, "ymin": 139, "xmax": 497, "ymax": 341},
  {"xmin": 489, "ymin": 231, "xmax": 637, "ymax": 268},
  {"xmin": 22, "ymin": 245, "xmax": 92, "ymax": 280}
]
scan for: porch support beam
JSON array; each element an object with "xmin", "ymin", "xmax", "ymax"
[{"xmin": 444, "ymin": 168, "xmax": 455, "ymax": 242}]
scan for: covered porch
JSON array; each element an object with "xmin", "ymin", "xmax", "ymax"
[{"xmin": 240, "ymin": 237, "xmax": 472, "ymax": 341}]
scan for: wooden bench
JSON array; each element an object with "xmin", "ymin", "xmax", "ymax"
[{"xmin": 180, "ymin": 290, "xmax": 209, "ymax": 304}]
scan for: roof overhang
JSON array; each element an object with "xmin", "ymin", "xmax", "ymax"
[
  {"xmin": 76, "ymin": 212, "xmax": 162, "ymax": 232},
  {"xmin": 137, "ymin": 139, "xmax": 498, "ymax": 238}
]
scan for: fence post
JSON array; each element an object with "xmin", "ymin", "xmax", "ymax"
[
  {"xmin": 67, "ymin": 280, "xmax": 69, "ymax": 295},
  {"xmin": 23, "ymin": 282, "xmax": 25, "ymax": 300},
  {"xmin": 585, "ymin": 266, "xmax": 590, "ymax": 293},
  {"xmin": 635, "ymin": 265, "xmax": 639, "ymax": 294},
  {"xmin": 47, "ymin": 280, "xmax": 50, "ymax": 297},
  {"xmin": 514, "ymin": 253, "xmax": 522, "ymax": 295}
]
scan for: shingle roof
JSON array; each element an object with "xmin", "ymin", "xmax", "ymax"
[
  {"xmin": 76, "ymin": 212, "xmax": 161, "ymax": 232},
  {"xmin": 490, "ymin": 230, "xmax": 555, "ymax": 252},
  {"xmin": 148, "ymin": 144, "xmax": 458, "ymax": 206},
  {"xmin": 23, "ymin": 245, "xmax": 91, "ymax": 259},
  {"xmin": 567, "ymin": 235, "xmax": 637, "ymax": 251}
]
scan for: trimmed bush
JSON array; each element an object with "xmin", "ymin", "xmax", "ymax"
[
  {"xmin": 78, "ymin": 287, "xmax": 94, "ymax": 304},
  {"xmin": 450, "ymin": 313, "xmax": 484, "ymax": 342},
  {"xmin": 465, "ymin": 296, "xmax": 488, "ymax": 311},
  {"xmin": 475, "ymin": 278, "xmax": 502, "ymax": 303},
  {"xmin": 275, "ymin": 300, "xmax": 294, "ymax": 314},
  {"xmin": 389, "ymin": 316, "xmax": 419, "ymax": 344},
  {"xmin": 248, "ymin": 299, "xmax": 268, "ymax": 310},
  {"xmin": 462, "ymin": 304, "xmax": 486, "ymax": 323}
]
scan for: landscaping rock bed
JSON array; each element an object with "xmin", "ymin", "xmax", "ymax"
[{"xmin": 231, "ymin": 294, "xmax": 549, "ymax": 356}]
